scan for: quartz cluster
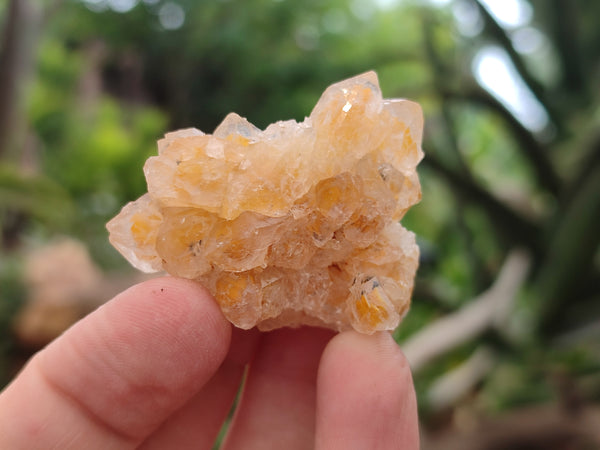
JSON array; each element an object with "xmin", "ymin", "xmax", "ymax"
[{"xmin": 107, "ymin": 71, "xmax": 423, "ymax": 334}]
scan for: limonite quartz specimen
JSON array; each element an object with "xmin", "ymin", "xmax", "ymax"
[{"xmin": 107, "ymin": 71, "xmax": 423, "ymax": 334}]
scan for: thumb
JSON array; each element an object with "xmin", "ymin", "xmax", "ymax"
[{"xmin": 0, "ymin": 277, "xmax": 231, "ymax": 449}]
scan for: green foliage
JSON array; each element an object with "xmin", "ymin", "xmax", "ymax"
[
  {"xmin": 480, "ymin": 357, "xmax": 555, "ymax": 412},
  {"xmin": 0, "ymin": 164, "xmax": 74, "ymax": 231},
  {"xmin": 44, "ymin": 98, "xmax": 166, "ymax": 200},
  {"xmin": 29, "ymin": 35, "xmax": 167, "ymax": 204},
  {"xmin": 0, "ymin": 257, "xmax": 25, "ymax": 387}
]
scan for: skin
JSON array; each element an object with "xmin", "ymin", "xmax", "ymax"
[{"xmin": 0, "ymin": 277, "xmax": 419, "ymax": 449}]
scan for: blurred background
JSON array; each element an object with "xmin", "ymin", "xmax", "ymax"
[{"xmin": 1, "ymin": 0, "xmax": 599, "ymax": 448}]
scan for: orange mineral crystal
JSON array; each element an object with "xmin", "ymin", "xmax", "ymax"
[{"xmin": 107, "ymin": 71, "xmax": 423, "ymax": 334}]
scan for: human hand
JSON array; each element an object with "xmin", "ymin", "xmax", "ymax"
[{"xmin": 0, "ymin": 277, "xmax": 419, "ymax": 449}]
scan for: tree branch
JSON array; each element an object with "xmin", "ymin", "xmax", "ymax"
[
  {"xmin": 566, "ymin": 131, "xmax": 600, "ymax": 207},
  {"xmin": 424, "ymin": 154, "xmax": 542, "ymax": 252},
  {"xmin": 547, "ymin": 0, "xmax": 587, "ymax": 97},
  {"xmin": 426, "ymin": 346, "xmax": 496, "ymax": 410},
  {"xmin": 421, "ymin": 14, "xmax": 471, "ymax": 176},
  {"xmin": 0, "ymin": 0, "xmax": 42, "ymax": 160},
  {"xmin": 473, "ymin": 0, "xmax": 560, "ymax": 127},
  {"xmin": 536, "ymin": 161, "xmax": 600, "ymax": 335},
  {"xmin": 403, "ymin": 250, "xmax": 531, "ymax": 372},
  {"xmin": 443, "ymin": 86, "xmax": 562, "ymax": 196}
]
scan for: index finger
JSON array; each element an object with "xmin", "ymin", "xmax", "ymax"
[
  {"xmin": 315, "ymin": 331, "xmax": 419, "ymax": 449},
  {"xmin": 0, "ymin": 277, "xmax": 231, "ymax": 449}
]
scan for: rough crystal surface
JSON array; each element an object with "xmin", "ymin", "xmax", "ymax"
[{"xmin": 107, "ymin": 71, "xmax": 423, "ymax": 334}]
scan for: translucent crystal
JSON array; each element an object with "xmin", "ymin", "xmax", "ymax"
[{"xmin": 107, "ymin": 72, "xmax": 423, "ymax": 334}]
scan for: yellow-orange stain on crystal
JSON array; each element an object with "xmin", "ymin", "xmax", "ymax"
[
  {"xmin": 317, "ymin": 183, "xmax": 342, "ymax": 214},
  {"xmin": 177, "ymin": 161, "xmax": 226, "ymax": 192},
  {"xmin": 209, "ymin": 222, "xmax": 251, "ymax": 262},
  {"xmin": 236, "ymin": 192, "xmax": 288, "ymax": 219},
  {"xmin": 222, "ymin": 240, "xmax": 249, "ymax": 262},
  {"xmin": 355, "ymin": 287, "xmax": 390, "ymax": 328},
  {"xmin": 207, "ymin": 224, "xmax": 256, "ymax": 266},
  {"xmin": 306, "ymin": 213, "xmax": 331, "ymax": 241},
  {"xmin": 326, "ymin": 86, "xmax": 374, "ymax": 140},
  {"xmin": 402, "ymin": 130, "xmax": 416, "ymax": 158},
  {"xmin": 226, "ymin": 134, "xmax": 251, "ymax": 146},
  {"xmin": 216, "ymin": 273, "xmax": 253, "ymax": 306},
  {"xmin": 130, "ymin": 213, "xmax": 158, "ymax": 247}
]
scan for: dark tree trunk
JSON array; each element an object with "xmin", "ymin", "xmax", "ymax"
[{"xmin": 0, "ymin": 0, "xmax": 42, "ymax": 161}]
